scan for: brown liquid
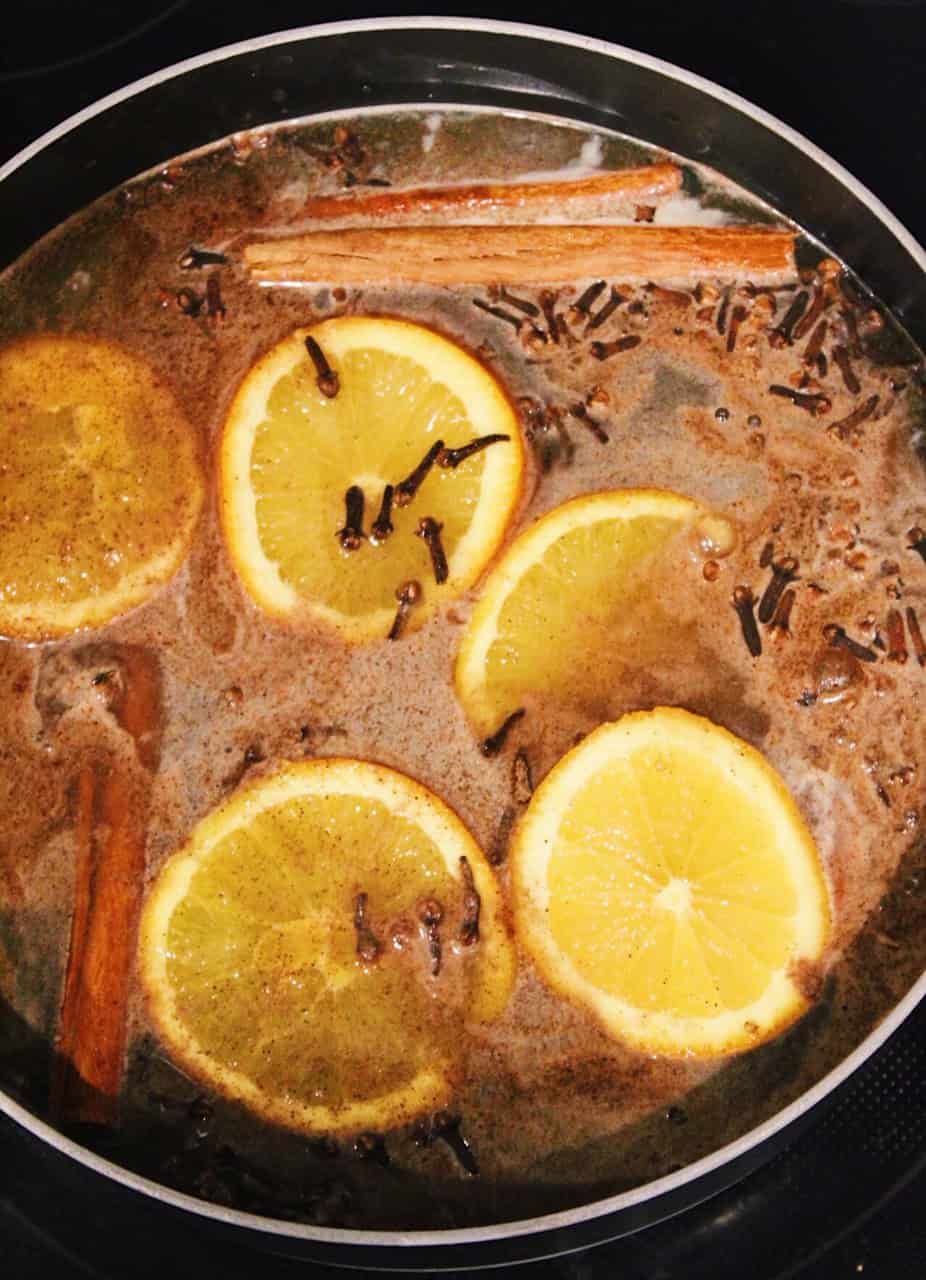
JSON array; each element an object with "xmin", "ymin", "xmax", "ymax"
[{"xmin": 0, "ymin": 108, "xmax": 924, "ymax": 1230}]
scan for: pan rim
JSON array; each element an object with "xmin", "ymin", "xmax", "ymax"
[{"xmin": 1, "ymin": 14, "xmax": 924, "ymax": 1253}]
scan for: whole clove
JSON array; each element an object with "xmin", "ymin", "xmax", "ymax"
[
  {"xmin": 416, "ymin": 516, "xmax": 448, "ymax": 584},
  {"xmin": 370, "ymin": 484, "xmax": 394, "ymax": 543},
  {"xmin": 769, "ymin": 289, "xmax": 809, "ymax": 346},
  {"xmin": 205, "ymin": 274, "xmax": 226, "ymax": 321},
  {"xmin": 568, "ymin": 401, "xmax": 609, "ymax": 444},
  {"xmin": 833, "ymin": 345, "xmax": 861, "ymax": 394},
  {"xmin": 802, "ymin": 318, "xmax": 828, "ymax": 367},
  {"xmin": 481, "ymin": 707, "xmax": 526, "ymax": 757},
  {"xmin": 387, "ymin": 579, "xmax": 421, "ymax": 641},
  {"xmin": 304, "ymin": 336, "xmax": 340, "ymax": 398},
  {"xmin": 353, "ymin": 892, "xmax": 383, "ymax": 963},
  {"xmin": 586, "ymin": 286, "xmax": 625, "ymax": 333},
  {"xmin": 769, "ymin": 587, "xmax": 796, "ymax": 636},
  {"xmin": 908, "ymin": 527, "xmax": 926, "ymax": 566},
  {"xmin": 768, "ymin": 384, "xmax": 831, "ymax": 415},
  {"xmin": 539, "ymin": 290, "xmax": 562, "ymax": 343},
  {"xmin": 568, "ymin": 279, "xmax": 606, "ymax": 324},
  {"xmin": 472, "ymin": 297, "xmax": 527, "ymax": 331},
  {"xmin": 176, "ymin": 287, "xmax": 203, "ymax": 317},
  {"xmin": 336, "ymin": 485, "xmax": 366, "ymax": 551},
  {"xmin": 757, "ymin": 556, "xmax": 798, "ymax": 624},
  {"xmin": 824, "ymin": 623, "xmax": 878, "ymax": 663},
  {"xmin": 458, "ymin": 856, "xmax": 481, "ymax": 946},
  {"xmin": 590, "ymin": 334, "xmax": 642, "ymax": 361},
  {"xmin": 791, "ymin": 286, "xmax": 826, "ymax": 342},
  {"xmin": 417, "ymin": 897, "xmax": 443, "ymax": 976},
  {"xmin": 395, "ymin": 441, "xmax": 444, "ymax": 507},
  {"xmin": 413, "ymin": 1111, "xmax": 479, "ymax": 1175},
  {"xmin": 905, "ymin": 606, "xmax": 926, "ymax": 666},
  {"xmin": 841, "ymin": 308, "xmax": 863, "ymax": 358},
  {"xmin": 178, "ymin": 246, "xmax": 228, "ymax": 270},
  {"xmin": 759, "ymin": 540, "xmax": 775, "ymax": 569},
  {"xmin": 827, "ymin": 395, "xmax": 879, "ymax": 441},
  {"xmin": 732, "ymin": 586, "xmax": 762, "ymax": 657},
  {"xmin": 437, "ymin": 434, "xmax": 511, "ymax": 468},
  {"xmin": 496, "ymin": 286, "xmax": 540, "ymax": 318},
  {"xmin": 886, "ymin": 609, "xmax": 908, "ymax": 664},
  {"xmin": 716, "ymin": 286, "xmax": 733, "ymax": 336},
  {"xmin": 726, "ymin": 304, "xmax": 748, "ymax": 352}
]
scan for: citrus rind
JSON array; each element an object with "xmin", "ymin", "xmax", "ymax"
[
  {"xmin": 454, "ymin": 488, "xmax": 703, "ymax": 736},
  {"xmin": 511, "ymin": 708, "xmax": 831, "ymax": 1058},
  {"xmin": 0, "ymin": 334, "xmax": 203, "ymax": 640},
  {"xmin": 139, "ymin": 757, "xmax": 515, "ymax": 1134},
  {"xmin": 220, "ymin": 316, "xmax": 524, "ymax": 641}
]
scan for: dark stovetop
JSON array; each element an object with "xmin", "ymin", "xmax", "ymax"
[{"xmin": 2, "ymin": 3, "xmax": 925, "ymax": 1277}]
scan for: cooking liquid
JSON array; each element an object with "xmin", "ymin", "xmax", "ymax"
[{"xmin": 0, "ymin": 108, "xmax": 925, "ymax": 1229}]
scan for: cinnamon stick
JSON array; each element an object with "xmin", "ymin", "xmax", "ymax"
[
  {"xmin": 51, "ymin": 648, "xmax": 161, "ymax": 1126},
  {"xmin": 294, "ymin": 163, "xmax": 683, "ymax": 224},
  {"xmin": 245, "ymin": 225, "xmax": 797, "ymax": 288}
]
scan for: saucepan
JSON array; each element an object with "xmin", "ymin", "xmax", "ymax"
[{"xmin": 1, "ymin": 17, "xmax": 924, "ymax": 1271}]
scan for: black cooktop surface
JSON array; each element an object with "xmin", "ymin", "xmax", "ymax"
[{"xmin": 2, "ymin": 3, "xmax": 925, "ymax": 1277}]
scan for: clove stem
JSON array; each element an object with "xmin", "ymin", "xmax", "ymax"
[
  {"xmin": 473, "ymin": 298, "xmax": 524, "ymax": 330},
  {"xmin": 732, "ymin": 586, "xmax": 762, "ymax": 657},
  {"xmin": 823, "ymin": 624, "xmax": 878, "ymax": 663},
  {"xmin": 769, "ymin": 289, "xmax": 809, "ymax": 346},
  {"xmin": 827, "ymin": 395, "xmax": 879, "ymax": 440},
  {"xmin": 832, "ymin": 343, "xmax": 861, "ymax": 394},
  {"xmin": 539, "ymin": 290, "xmax": 561, "ymax": 343},
  {"xmin": 791, "ymin": 285, "xmax": 826, "ymax": 342},
  {"xmin": 336, "ymin": 485, "xmax": 366, "ymax": 551},
  {"xmin": 590, "ymin": 334, "xmax": 642, "ymax": 361},
  {"xmin": 768, "ymin": 384, "xmax": 831, "ymax": 416},
  {"xmin": 886, "ymin": 609, "xmax": 908, "ymax": 664},
  {"xmin": 757, "ymin": 556, "xmax": 798, "ymax": 624},
  {"xmin": 716, "ymin": 286, "xmax": 732, "ymax": 336},
  {"xmin": 304, "ymin": 336, "xmax": 340, "ymax": 398},
  {"xmin": 569, "ymin": 279, "xmax": 607, "ymax": 322},
  {"xmin": 387, "ymin": 579, "xmax": 421, "ymax": 640},
  {"xmin": 437, "ymin": 434, "xmax": 510, "ymax": 468},
  {"xmin": 769, "ymin": 587, "xmax": 796, "ymax": 636},
  {"xmin": 496, "ymin": 286, "xmax": 540, "ymax": 317},
  {"xmin": 416, "ymin": 516, "xmax": 448, "ymax": 584},
  {"xmin": 726, "ymin": 303, "xmax": 748, "ymax": 352},
  {"xmin": 905, "ymin": 607, "xmax": 926, "ymax": 666},
  {"xmin": 370, "ymin": 484, "xmax": 394, "ymax": 543},
  {"xmin": 395, "ymin": 440, "xmax": 444, "ymax": 507},
  {"xmin": 586, "ymin": 285, "xmax": 624, "ymax": 333}
]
